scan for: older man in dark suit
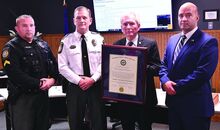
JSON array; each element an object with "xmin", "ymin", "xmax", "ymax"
[{"xmin": 114, "ymin": 12, "xmax": 161, "ymax": 130}]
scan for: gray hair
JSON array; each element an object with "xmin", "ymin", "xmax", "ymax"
[
  {"xmin": 74, "ymin": 6, "xmax": 92, "ymax": 18},
  {"xmin": 121, "ymin": 12, "xmax": 140, "ymax": 25}
]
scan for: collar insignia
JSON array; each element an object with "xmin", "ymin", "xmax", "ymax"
[{"xmin": 190, "ymin": 39, "xmax": 195, "ymax": 43}]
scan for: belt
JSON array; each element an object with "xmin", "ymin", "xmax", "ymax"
[{"xmin": 24, "ymin": 88, "xmax": 46, "ymax": 94}]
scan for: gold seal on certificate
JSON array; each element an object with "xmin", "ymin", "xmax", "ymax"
[{"xmin": 119, "ymin": 87, "xmax": 124, "ymax": 92}]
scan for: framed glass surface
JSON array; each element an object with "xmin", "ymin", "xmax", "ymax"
[
  {"xmin": 102, "ymin": 44, "xmax": 148, "ymax": 104},
  {"xmin": 203, "ymin": 9, "xmax": 219, "ymax": 21}
]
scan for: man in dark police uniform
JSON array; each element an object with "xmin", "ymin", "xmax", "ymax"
[{"xmin": 1, "ymin": 14, "xmax": 58, "ymax": 130}]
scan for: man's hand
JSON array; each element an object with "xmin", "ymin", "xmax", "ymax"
[
  {"xmin": 163, "ymin": 81, "xmax": 176, "ymax": 95},
  {"xmin": 78, "ymin": 76, "xmax": 95, "ymax": 91},
  {"xmin": 40, "ymin": 78, "xmax": 55, "ymax": 91}
]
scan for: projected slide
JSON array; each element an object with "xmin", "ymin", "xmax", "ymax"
[{"xmin": 93, "ymin": 0, "xmax": 173, "ymax": 32}]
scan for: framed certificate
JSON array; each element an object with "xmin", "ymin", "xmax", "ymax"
[
  {"xmin": 102, "ymin": 44, "xmax": 148, "ymax": 104},
  {"xmin": 203, "ymin": 9, "xmax": 219, "ymax": 21}
]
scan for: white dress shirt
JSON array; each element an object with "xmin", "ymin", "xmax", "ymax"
[{"xmin": 58, "ymin": 31, "xmax": 104, "ymax": 85}]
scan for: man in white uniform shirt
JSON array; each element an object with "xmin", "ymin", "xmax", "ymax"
[{"xmin": 58, "ymin": 6, "xmax": 105, "ymax": 130}]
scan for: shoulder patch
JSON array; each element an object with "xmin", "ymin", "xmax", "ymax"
[
  {"xmin": 2, "ymin": 49, "xmax": 9, "ymax": 59},
  {"xmin": 58, "ymin": 42, "xmax": 64, "ymax": 54}
]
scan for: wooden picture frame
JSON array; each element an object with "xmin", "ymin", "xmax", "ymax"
[{"xmin": 102, "ymin": 44, "xmax": 148, "ymax": 104}]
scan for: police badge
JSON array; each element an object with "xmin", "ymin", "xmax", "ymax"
[{"xmin": 92, "ymin": 39, "xmax": 96, "ymax": 46}]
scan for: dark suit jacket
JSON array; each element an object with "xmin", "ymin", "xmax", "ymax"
[
  {"xmin": 159, "ymin": 29, "xmax": 218, "ymax": 117},
  {"xmin": 114, "ymin": 34, "xmax": 161, "ymax": 106}
]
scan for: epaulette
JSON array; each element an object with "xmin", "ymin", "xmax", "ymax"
[
  {"xmin": 5, "ymin": 38, "xmax": 17, "ymax": 49},
  {"xmin": 34, "ymin": 37, "xmax": 43, "ymax": 43},
  {"xmin": 33, "ymin": 36, "xmax": 44, "ymax": 42},
  {"xmin": 8, "ymin": 37, "xmax": 18, "ymax": 43},
  {"xmin": 91, "ymin": 31, "xmax": 100, "ymax": 35},
  {"xmin": 61, "ymin": 33, "xmax": 71, "ymax": 41}
]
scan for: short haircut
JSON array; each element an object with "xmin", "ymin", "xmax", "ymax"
[
  {"xmin": 120, "ymin": 12, "xmax": 140, "ymax": 25},
  {"xmin": 74, "ymin": 6, "xmax": 92, "ymax": 18},
  {"xmin": 16, "ymin": 14, "xmax": 34, "ymax": 25}
]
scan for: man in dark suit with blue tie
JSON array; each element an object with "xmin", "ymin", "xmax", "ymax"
[
  {"xmin": 114, "ymin": 12, "xmax": 161, "ymax": 130},
  {"xmin": 159, "ymin": 2, "xmax": 218, "ymax": 130}
]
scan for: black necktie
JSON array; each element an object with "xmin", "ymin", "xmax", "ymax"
[
  {"xmin": 173, "ymin": 35, "xmax": 187, "ymax": 64},
  {"xmin": 128, "ymin": 41, "xmax": 134, "ymax": 46},
  {"xmin": 81, "ymin": 35, "xmax": 90, "ymax": 76}
]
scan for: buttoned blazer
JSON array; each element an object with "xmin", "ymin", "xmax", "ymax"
[{"xmin": 160, "ymin": 29, "xmax": 218, "ymax": 117}]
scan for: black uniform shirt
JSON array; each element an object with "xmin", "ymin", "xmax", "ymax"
[{"xmin": 1, "ymin": 36, "xmax": 58, "ymax": 91}]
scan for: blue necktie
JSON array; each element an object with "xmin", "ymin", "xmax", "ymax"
[
  {"xmin": 173, "ymin": 35, "xmax": 187, "ymax": 64},
  {"xmin": 81, "ymin": 35, "xmax": 90, "ymax": 76}
]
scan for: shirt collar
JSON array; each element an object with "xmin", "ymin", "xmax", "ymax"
[
  {"xmin": 126, "ymin": 35, "xmax": 139, "ymax": 46},
  {"xmin": 182, "ymin": 27, "xmax": 198, "ymax": 43},
  {"xmin": 74, "ymin": 31, "xmax": 91, "ymax": 40}
]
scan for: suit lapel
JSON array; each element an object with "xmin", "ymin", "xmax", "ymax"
[
  {"xmin": 173, "ymin": 29, "xmax": 201, "ymax": 66},
  {"xmin": 137, "ymin": 35, "xmax": 145, "ymax": 47},
  {"xmin": 118, "ymin": 38, "xmax": 126, "ymax": 46}
]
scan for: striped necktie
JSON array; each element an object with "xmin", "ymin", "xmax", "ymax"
[{"xmin": 173, "ymin": 35, "xmax": 187, "ymax": 64}]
